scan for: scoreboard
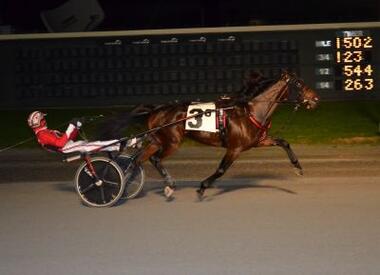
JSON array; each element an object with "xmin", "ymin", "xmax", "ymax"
[
  {"xmin": 0, "ymin": 22, "xmax": 380, "ymax": 108},
  {"xmin": 335, "ymin": 32, "xmax": 374, "ymax": 91},
  {"xmin": 315, "ymin": 30, "xmax": 376, "ymax": 93}
]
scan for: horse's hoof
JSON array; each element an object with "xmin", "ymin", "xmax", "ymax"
[
  {"xmin": 164, "ymin": 186, "xmax": 174, "ymax": 198},
  {"xmin": 294, "ymin": 168, "xmax": 303, "ymax": 176},
  {"xmin": 196, "ymin": 189, "xmax": 204, "ymax": 200}
]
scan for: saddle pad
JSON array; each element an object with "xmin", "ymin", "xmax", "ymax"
[{"xmin": 185, "ymin": 102, "xmax": 217, "ymax": 133}]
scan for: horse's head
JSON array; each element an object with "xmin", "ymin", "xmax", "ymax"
[{"xmin": 281, "ymin": 72, "xmax": 320, "ymax": 110}]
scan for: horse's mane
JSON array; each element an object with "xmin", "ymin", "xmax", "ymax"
[{"xmin": 235, "ymin": 71, "xmax": 275, "ymax": 101}]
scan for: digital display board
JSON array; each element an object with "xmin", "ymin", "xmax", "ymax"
[
  {"xmin": 314, "ymin": 27, "xmax": 378, "ymax": 95},
  {"xmin": 335, "ymin": 31, "xmax": 374, "ymax": 91}
]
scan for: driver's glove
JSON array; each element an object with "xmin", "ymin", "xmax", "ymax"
[{"xmin": 70, "ymin": 118, "xmax": 83, "ymax": 129}]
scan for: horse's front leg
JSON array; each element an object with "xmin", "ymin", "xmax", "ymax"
[
  {"xmin": 197, "ymin": 148, "xmax": 241, "ymax": 199},
  {"xmin": 259, "ymin": 137, "xmax": 303, "ymax": 175}
]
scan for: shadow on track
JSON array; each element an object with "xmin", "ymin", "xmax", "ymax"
[
  {"xmin": 204, "ymin": 175, "xmax": 297, "ymax": 202},
  {"xmin": 146, "ymin": 173, "xmax": 296, "ymax": 201},
  {"xmin": 51, "ymin": 172, "xmax": 296, "ymax": 205},
  {"xmin": 53, "ymin": 182, "xmax": 76, "ymax": 193}
]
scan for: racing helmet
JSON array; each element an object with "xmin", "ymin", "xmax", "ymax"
[{"xmin": 27, "ymin": 111, "xmax": 47, "ymax": 128}]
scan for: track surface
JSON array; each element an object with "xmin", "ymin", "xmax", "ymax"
[{"xmin": 0, "ymin": 145, "xmax": 379, "ymax": 275}]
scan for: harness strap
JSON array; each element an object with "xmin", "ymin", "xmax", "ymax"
[
  {"xmin": 216, "ymin": 109, "xmax": 226, "ymax": 129},
  {"xmin": 248, "ymin": 114, "xmax": 272, "ymax": 142},
  {"xmin": 216, "ymin": 108, "xmax": 228, "ymax": 147},
  {"xmin": 248, "ymin": 114, "xmax": 271, "ymax": 130}
]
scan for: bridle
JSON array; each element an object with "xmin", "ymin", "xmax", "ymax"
[{"xmin": 283, "ymin": 72, "xmax": 319, "ymax": 109}]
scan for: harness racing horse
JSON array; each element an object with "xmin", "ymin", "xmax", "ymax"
[{"xmin": 135, "ymin": 71, "xmax": 319, "ymax": 199}]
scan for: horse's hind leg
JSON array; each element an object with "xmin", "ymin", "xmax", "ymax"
[
  {"xmin": 149, "ymin": 142, "xmax": 180, "ymax": 199},
  {"xmin": 149, "ymin": 153, "xmax": 175, "ymax": 198},
  {"xmin": 137, "ymin": 142, "xmax": 175, "ymax": 198},
  {"xmin": 259, "ymin": 137, "xmax": 303, "ymax": 175},
  {"xmin": 149, "ymin": 155, "xmax": 175, "ymax": 187},
  {"xmin": 137, "ymin": 142, "xmax": 160, "ymax": 163},
  {"xmin": 197, "ymin": 148, "xmax": 241, "ymax": 199}
]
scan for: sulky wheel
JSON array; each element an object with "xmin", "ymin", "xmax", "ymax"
[
  {"xmin": 74, "ymin": 157, "xmax": 126, "ymax": 207},
  {"xmin": 124, "ymin": 164, "xmax": 145, "ymax": 199},
  {"xmin": 116, "ymin": 155, "xmax": 145, "ymax": 199}
]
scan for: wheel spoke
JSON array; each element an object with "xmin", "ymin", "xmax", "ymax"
[
  {"xmin": 83, "ymin": 167, "xmax": 95, "ymax": 179},
  {"xmin": 80, "ymin": 183, "xmax": 96, "ymax": 194},
  {"xmin": 100, "ymin": 186, "xmax": 106, "ymax": 203},
  {"xmin": 101, "ymin": 163, "xmax": 110, "ymax": 178},
  {"xmin": 103, "ymin": 180, "xmax": 120, "ymax": 187}
]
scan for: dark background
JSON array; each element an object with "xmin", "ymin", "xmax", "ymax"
[{"xmin": 0, "ymin": 0, "xmax": 379, "ymax": 33}]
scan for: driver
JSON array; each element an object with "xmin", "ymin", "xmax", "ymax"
[{"xmin": 27, "ymin": 111, "xmax": 136, "ymax": 153}]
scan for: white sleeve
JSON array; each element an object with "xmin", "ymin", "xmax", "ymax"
[{"xmin": 65, "ymin": 124, "xmax": 76, "ymax": 137}]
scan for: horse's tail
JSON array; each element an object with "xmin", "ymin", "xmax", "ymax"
[{"xmin": 96, "ymin": 104, "xmax": 154, "ymax": 140}]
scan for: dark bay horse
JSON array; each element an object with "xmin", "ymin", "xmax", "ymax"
[{"xmin": 134, "ymin": 71, "xmax": 319, "ymax": 199}]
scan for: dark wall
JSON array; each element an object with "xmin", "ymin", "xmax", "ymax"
[
  {"xmin": 1, "ymin": 24, "xmax": 380, "ymax": 109},
  {"xmin": 0, "ymin": 0, "xmax": 379, "ymax": 33}
]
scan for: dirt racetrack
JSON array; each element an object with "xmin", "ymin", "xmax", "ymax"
[
  {"xmin": 0, "ymin": 144, "xmax": 380, "ymax": 275},
  {"xmin": 1, "ymin": 144, "xmax": 379, "ymax": 183}
]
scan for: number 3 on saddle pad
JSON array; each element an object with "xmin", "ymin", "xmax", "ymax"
[{"xmin": 185, "ymin": 102, "xmax": 217, "ymax": 133}]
